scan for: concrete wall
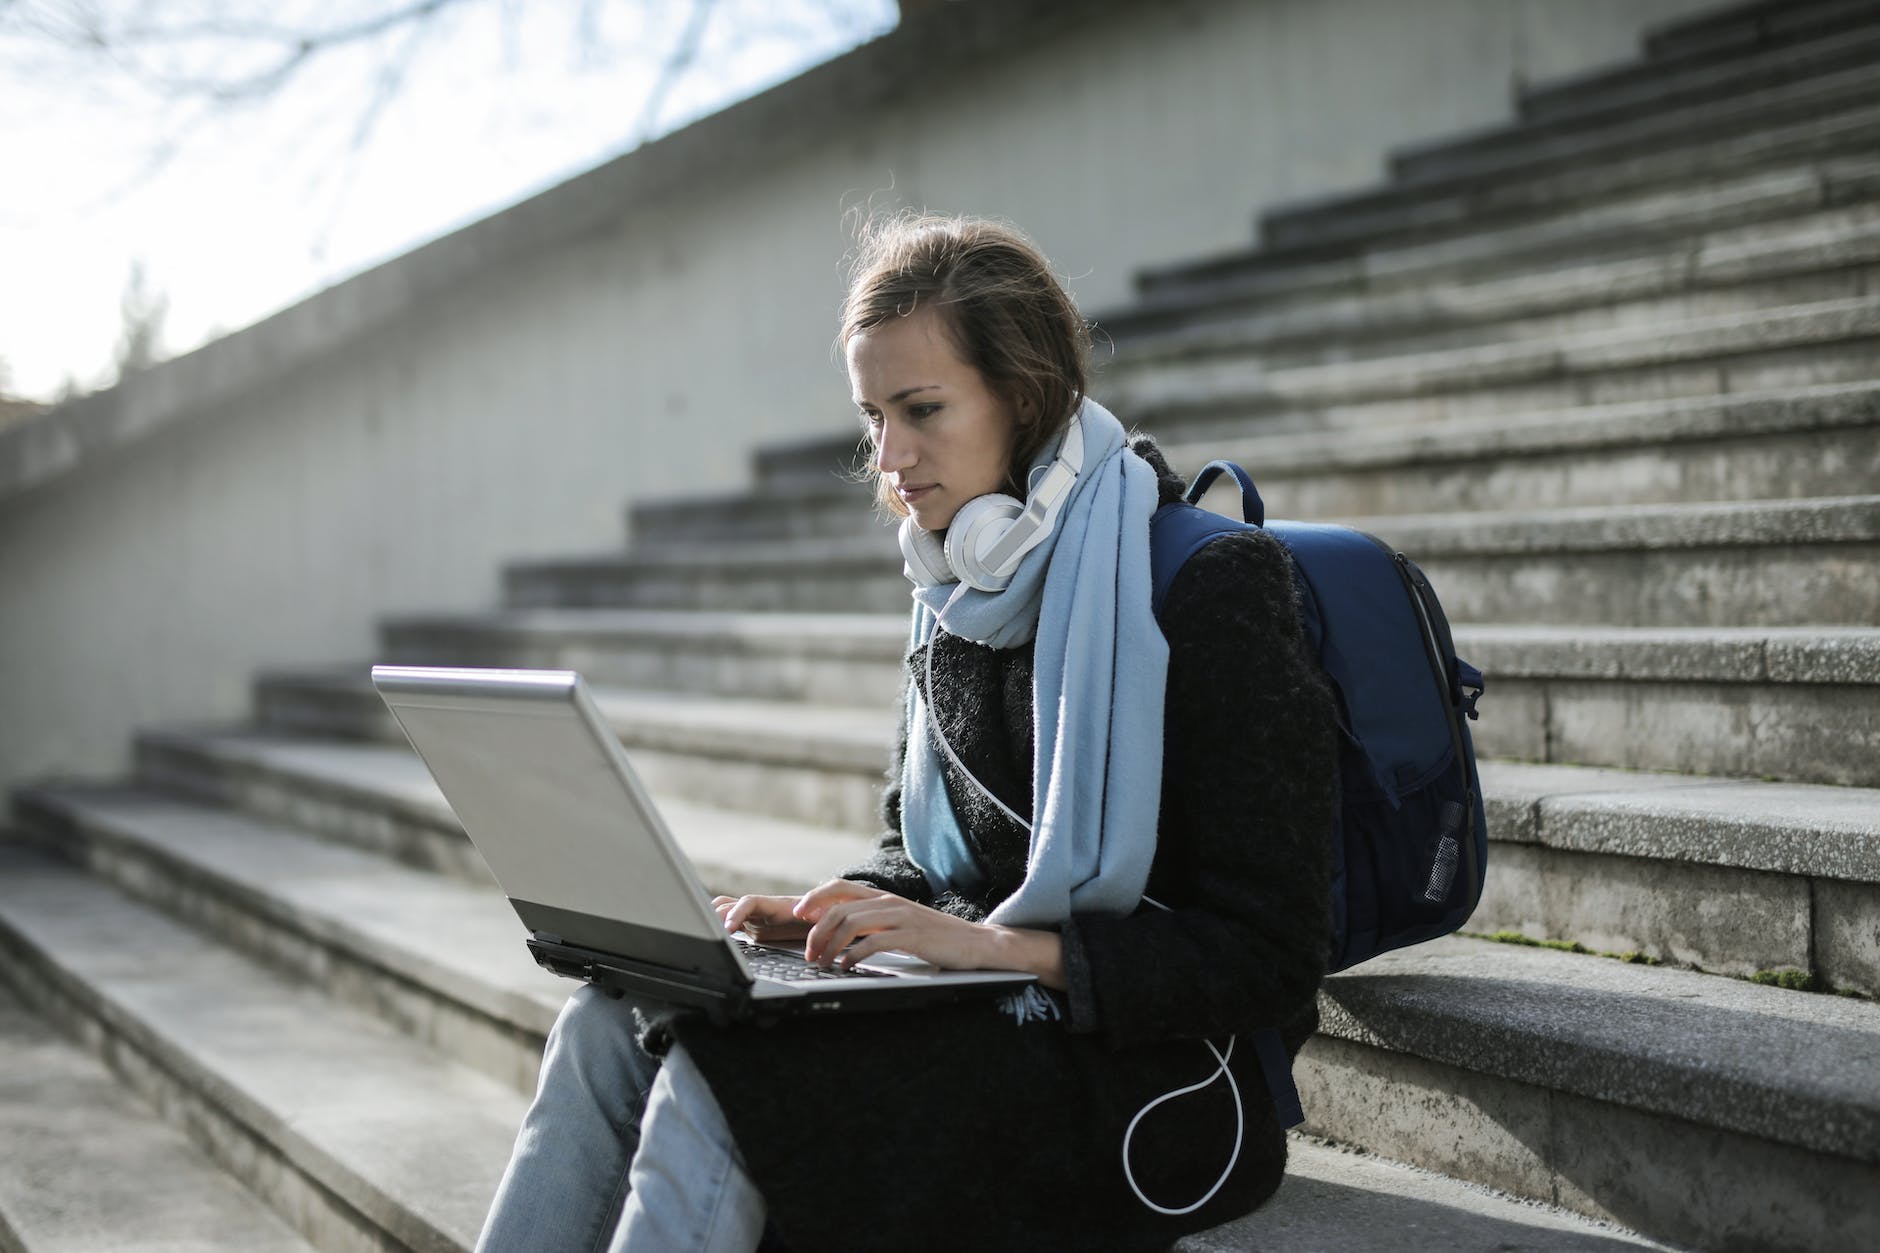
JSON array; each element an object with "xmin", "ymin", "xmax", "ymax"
[{"xmin": 0, "ymin": 0, "xmax": 1721, "ymax": 794}]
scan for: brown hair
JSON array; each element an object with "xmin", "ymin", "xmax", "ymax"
[{"xmin": 840, "ymin": 213, "xmax": 1091, "ymax": 519}]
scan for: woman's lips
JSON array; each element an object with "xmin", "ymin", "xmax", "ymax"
[{"xmin": 897, "ymin": 483, "xmax": 936, "ymax": 504}]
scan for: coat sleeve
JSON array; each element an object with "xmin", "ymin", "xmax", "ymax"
[{"xmin": 1062, "ymin": 529, "xmax": 1337, "ymax": 1048}]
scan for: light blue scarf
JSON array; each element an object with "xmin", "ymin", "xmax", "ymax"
[{"xmin": 900, "ymin": 397, "xmax": 1169, "ymax": 928}]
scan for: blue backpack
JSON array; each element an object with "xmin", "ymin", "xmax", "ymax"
[{"xmin": 1149, "ymin": 460, "xmax": 1488, "ymax": 1124}]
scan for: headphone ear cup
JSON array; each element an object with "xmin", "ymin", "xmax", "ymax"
[
  {"xmin": 945, "ymin": 493, "xmax": 1027, "ymax": 592},
  {"xmin": 898, "ymin": 517, "xmax": 956, "ymax": 587}
]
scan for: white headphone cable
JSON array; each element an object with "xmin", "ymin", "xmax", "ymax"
[
  {"xmin": 1122, "ymin": 894, "xmax": 1244, "ymax": 1216},
  {"xmin": 1122, "ymin": 1034, "xmax": 1244, "ymax": 1216},
  {"xmin": 923, "ymin": 639, "xmax": 1033, "ymax": 832}
]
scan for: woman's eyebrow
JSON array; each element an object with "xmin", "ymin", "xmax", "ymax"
[{"xmin": 853, "ymin": 384, "xmax": 943, "ymax": 408}]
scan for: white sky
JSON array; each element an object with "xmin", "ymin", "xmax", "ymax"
[{"xmin": 0, "ymin": 0, "xmax": 898, "ymax": 402}]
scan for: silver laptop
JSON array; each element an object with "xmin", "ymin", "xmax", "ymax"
[{"xmin": 369, "ymin": 665, "xmax": 1035, "ymax": 1020}]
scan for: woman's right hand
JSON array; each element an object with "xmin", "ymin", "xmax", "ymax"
[{"xmin": 713, "ymin": 879, "xmax": 890, "ymax": 946}]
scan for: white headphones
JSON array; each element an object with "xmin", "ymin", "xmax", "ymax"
[{"xmin": 897, "ymin": 416, "xmax": 1086, "ymax": 593}]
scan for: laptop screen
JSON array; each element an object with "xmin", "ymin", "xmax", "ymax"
[{"xmin": 373, "ymin": 667, "xmax": 723, "ymax": 941}]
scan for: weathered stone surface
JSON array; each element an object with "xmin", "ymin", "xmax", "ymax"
[
  {"xmin": 504, "ymin": 509, "xmax": 1880, "ymax": 623},
  {"xmin": 1393, "ymin": 59, "xmax": 1880, "ymax": 187},
  {"xmin": 1767, "ymin": 628, "xmax": 1880, "ymax": 683},
  {"xmin": 1462, "ymin": 625, "xmax": 1778, "ymax": 682},
  {"xmin": 1424, "ymin": 543, "xmax": 1880, "ymax": 626},
  {"xmin": 1300, "ymin": 1035, "xmax": 1880, "ymax": 1253},
  {"xmin": 1471, "ymin": 840, "xmax": 1812, "ymax": 973},
  {"xmin": 1151, "ymin": 97, "xmax": 1880, "ymax": 320},
  {"xmin": 16, "ymin": 785, "xmax": 563, "ymax": 1094},
  {"xmin": 1388, "ymin": 495, "xmax": 1880, "ymax": 557},
  {"xmin": 1178, "ymin": 1136, "xmax": 1665, "ymax": 1251},
  {"xmin": 1114, "ymin": 293, "xmax": 1880, "ymax": 421},
  {"xmin": 1130, "ymin": 169, "xmax": 1880, "ymax": 366},
  {"xmin": 1493, "ymin": 677, "xmax": 1880, "ymax": 787},
  {"xmin": 132, "ymin": 726, "xmax": 875, "ymax": 893},
  {"xmin": 1317, "ymin": 936, "xmax": 1880, "ymax": 1160},
  {"xmin": 1817, "ymin": 877, "xmax": 1880, "ymax": 998},
  {"xmin": 1542, "ymin": 778, "xmax": 1880, "ymax": 880},
  {"xmin": 0, "ymin": 989, "xmax": 317, "ymax": 1253},
  {"xmin": 1545, "ymin": 1086, "xmax": 1880, "ymax": 1253},
  {"xmin": 1295, "ymin": 1034, "xmax": 1556, "ymax": 1202},
  {"xmin": 0, "ymin": 848, "xmax": 526, "ymax": 1253},
  {"xmin": 135, "ymin": 728, "xmax": 488, "ymax": 883},
  {"xmin": 1182, "ymin": 396, "xmax": 1880, "ymax": 519}
]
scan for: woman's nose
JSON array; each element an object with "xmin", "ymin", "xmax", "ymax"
[{"xmin": 874, "ymin": 419, "xmax": 915, "ymax": 474}]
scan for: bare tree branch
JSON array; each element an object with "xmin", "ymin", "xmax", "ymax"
[
  {"xmin": 8, "ymin": 0, "xmax": 477, "ymax": 102},
  {"xmin": 631, "ymin": 0, "xmax": 718, "ymax": 145}
]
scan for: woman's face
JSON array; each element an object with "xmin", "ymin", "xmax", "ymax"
[{"xmin": 848, "ymin": 308, "xmax": 1021, "ymax": 533}]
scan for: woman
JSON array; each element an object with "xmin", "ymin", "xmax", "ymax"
[{"xmin": 477, "ymin": 215, "xmax": 1338, "ymax": 1253}]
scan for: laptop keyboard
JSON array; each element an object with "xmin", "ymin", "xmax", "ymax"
[{"xmin": 742, "ymin": 946, "xmax": 890, "ymax": 983}]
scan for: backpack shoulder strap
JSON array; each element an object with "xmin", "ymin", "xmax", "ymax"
[
  {"xmin": 1150, "ymin": 459, "xmax": 1267, "ymax": 618},
  {"xmin": 1148, "ymin": 500, "xmax": 1261, "ymax": 618}
]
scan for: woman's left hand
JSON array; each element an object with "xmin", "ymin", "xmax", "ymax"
[{"xmin": 797, "ymin": 882, "xmax": 1065, "ymax": 988}]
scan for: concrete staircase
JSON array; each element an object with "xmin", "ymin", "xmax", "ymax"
[{"xmin": 5, "ymin": 1, "xmax": 1879, "ymax": 1248}]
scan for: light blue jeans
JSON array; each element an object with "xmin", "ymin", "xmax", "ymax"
[{"xmin": 476, "ymin": 985, "xmax": 769, "ymax": 1253}]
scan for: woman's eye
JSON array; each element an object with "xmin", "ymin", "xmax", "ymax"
[{"xmin": 908, "ymin": 404, "xmax": 940, "ymax": 420}]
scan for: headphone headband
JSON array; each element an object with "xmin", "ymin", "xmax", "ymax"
[{"xmin": 898, "ymin": 414, "xmax": 1087, "ymax": 593}]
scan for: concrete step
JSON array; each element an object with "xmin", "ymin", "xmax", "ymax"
[
  {"xmin": 1111, "ymin": 196, "xmax": 1880, "ymax": 370},
  {"xmin": 1298, "ymin": 934, "xmax": 1880, "ymax": 1253},
  {"xmin": 1469, "ymin": 623, "xmax": 1880, "ymax": 786},
  {"xmin": 0, "ymin": 980, "xmax": 318, "ymax": 1253},
  {"xmin": 1109, "ymin": 295, "xmax": 1880, "ymax": 430},
  {"xmin": 0, "ymin": 845, "xmax": 526, "ymax": 1253},
  {"xmin": 126, "ymin": 674, "xmax": 1880, "ymax": 989},
  {"xmin": 232, "ymin": 665, "xmax": 1880, "ymax": 985},
  {"xmin": 502, "ymin": 530, "xmax": 907, "ymax": 614},
  {"xmin": 1384, "ymin": 18, "xmax": 1880, "ymax": 193},
  {"xmin": 1474, "ymin": 761, "xmax": 1880, "ymax": 996},
  {"xmin": 1639, "ymin": 0, "xmax": 1879, "ymax": 64},
  {"xmin": 374, "ymin": 607, "xmax": 905, "ymax": 704},
  {"xmin": 1531, "ymin": 0, "xmax": 1880, "ymax": 128},
  {"xmin": 11, "ymin": 785, "xmax": 565, "ymax": 1096},
  {"xmin": 752, "ymin": 431, "xmax": 871, "ymax": 493},
  {"xmin": 128, "ymin": 721, "xmax": 880, "ymax": 881},
  {"xmin": 1247, "ymin": 8, "xmax": 1880, "ymax": 258},
  {"xmin": 630, "ymin": 479, "xmax": 875, "ymax": 545},
  {"xmin": 1160, "ymin": 381, "xmax": 1880, "ymax": 519},
  {"xmin": 492, "ymin": 546, "xmax": 1880, "ymax": 783},
  {"xmin": 509, "ymin": 496, "xmax": 1880, "ymax": 629},
  {"xmin": 291, "ymin": 675, "xmax": 891, "ymax": 835},
  {"xmin": 5, "ymin": 779, "xmax": 853, "ymax": 1094},
  {"xmin": 1137, "ymin": 97, "xmax": 1880, "ymax": 319},
  {"xmin": 1382, "ymin": 495, "xmax": 1880, "ymax": 628},
  {"xmin": 1178, "ymin": 152, "xmax": 1880, "ymax": 339},
  {"xmin": 639, "ymin": 382, "xmax": 1880, "ymax": 549},
  {"xmin": 1185, "ymin": 1136, "xmax": 1670, "ymax": 1251},
  {"xmin": 270, "ymin": 651, "xmax": 883, "ymax": 744},
  {"xmin": 1389, "ymin": 51, "xmax": 1880, "ymax": 191}
]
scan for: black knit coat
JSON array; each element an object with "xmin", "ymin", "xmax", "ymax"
[{"xmin": 662, "ymin": 438, "xmax": 1339, "ymax": 1253}]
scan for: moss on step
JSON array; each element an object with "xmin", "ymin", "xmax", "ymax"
[{"xmin": 1463, "ymin": 928, "xmax": 1662, "ymax": 965}]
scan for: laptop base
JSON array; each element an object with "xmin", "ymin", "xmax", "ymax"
[{"xmin": 527, "ymin": 935, "xmax": 1030, "ymax": 1024}]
